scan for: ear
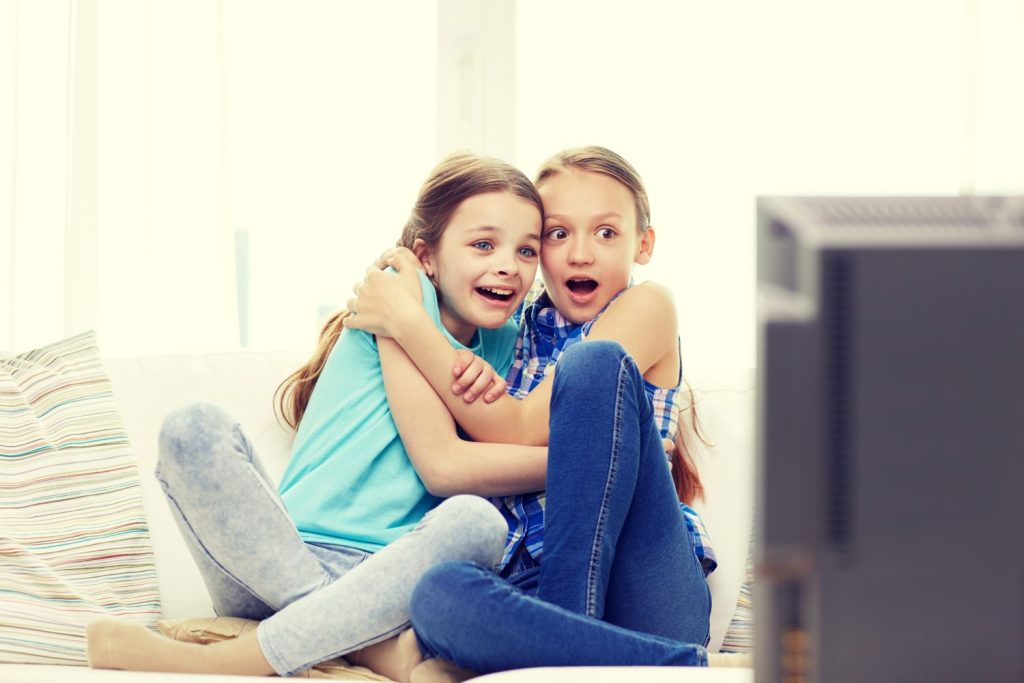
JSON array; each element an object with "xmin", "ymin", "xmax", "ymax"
[
  {"xmin": 635, "ymin": 226, "xmax": 655, "ymax": 265},
  {"xmin": 412, "ymin": 238, "xmax": 436, "ymax": 278}
]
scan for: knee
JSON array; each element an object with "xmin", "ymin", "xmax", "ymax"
[
  {"xmin": 157, "ymin": 402, "xmax": 234, "ymax": 472},
  {"xmin": 409, "ymin": 561, "xmax": 482, "ymax": 641},
  {"xmin": 554, "ymin": 341, "xmax": 636, "ymax": 401},
  {"xmin": 557, "ymin": 340, "xmax": 630, "ymax": 384},
  {"xmin": 430, "ymin": 495, "xmax": 507, "ymax": 567}
]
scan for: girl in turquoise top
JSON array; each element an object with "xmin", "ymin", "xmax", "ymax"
[{"xmin": 85, "ymin": 153, "xmax": 552, "ymax": 681}]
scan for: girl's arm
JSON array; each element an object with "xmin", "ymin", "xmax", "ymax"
[
  {"xmin": 346, "ymin": 261, "xmax": 550, "ymax": 445},
  {"xmin": 377, "ymin": 336, "xmax": 547, "ymax": 497},
  {"xmin": 347, "ymin": 255, "xmax": 679, "ymax": 446},
  {"xmin": 580, "ymin": 281, "xmax": 681, "ymax": 388}
]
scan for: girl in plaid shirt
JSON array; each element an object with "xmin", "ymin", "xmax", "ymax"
[{"xmin": 347, "ymin": 147, "xmax": 725, "ymax": 675}]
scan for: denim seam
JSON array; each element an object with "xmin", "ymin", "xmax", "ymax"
[
  {"xmin": 257, "ymin": 578, "xmax": 410, "ymax": 675},
  {"xmin": 278, "ymin": 620, "xmax": 412, "ymax": 676},
  {"xmin": 157, "ymin": 483, "xmax": 277, "ymax": 612},
  {"xmin": 257, "ymin": 621, "xmax": 292, "ymax": 676},
  {"xmin": 266, "ymin": 618, "xmax": 413, "ymax": 675},
  {"xmin": 156, "ymin": 460, "xmax": 329, "ymax": 610},
  {"xmin": 584, "ymin": 355, "xmax": 628, "ymax": 617}
]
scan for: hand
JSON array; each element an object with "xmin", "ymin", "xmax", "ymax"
[
  {"xmin": 451, "ymin": 349, "xmax": 507, "ymax": 403},
  {"xmin": 663, "ymin": 438, "xmax": 675, "ymax": 471},
  {"xmin": 373, "ymin": 246, "xmax": 419, "ymax": 272},
  {"xmin": 343, "ymin": 256, "xmax": 424, "ymax": 338}
]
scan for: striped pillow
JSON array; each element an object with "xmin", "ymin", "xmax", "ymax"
[
  {"xmin": 0, "ymin": 331, "xmax": 160, "ymax": 665},
  {"xmin": 719, "ymin": 529, "xmax": 754, "ymax": 653}
]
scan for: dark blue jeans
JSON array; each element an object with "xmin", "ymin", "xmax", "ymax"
[{"xmin": 410, "ymin": 341, "xmax": 710, "ymax": 672}]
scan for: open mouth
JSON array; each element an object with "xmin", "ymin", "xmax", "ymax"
[
  {"xmin": 566, "ymin": 278, "xmax": 598, "ymax": 295},
  {"xmin": 476, "ymin": 286, "xmax": 515, "ymax": 303}
]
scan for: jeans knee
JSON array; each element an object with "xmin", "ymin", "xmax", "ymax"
[
  {"xmin": 157, "ymin": 402, "xmax": 234, "ymax": 473},
  {"xmin": 558, "ymin": 340, "xmax": 629, "ymax": 383},
  {"xmin": 431, "ymin": 495, "xmax": 507, "ymax": 566},
  {"xmin": 409, "ymin": 561, "xmax": 479, "ymax": 639},
  {"xmin": 554, "ymin": 341, "xmax": 638, "ymax": 404}
]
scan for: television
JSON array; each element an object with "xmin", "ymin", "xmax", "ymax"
[{"xmin": 755, "ymin": 196, "xmax": 1024, "ymax": 683}]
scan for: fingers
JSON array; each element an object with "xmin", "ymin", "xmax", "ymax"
[
  {"xmin": 662, "ymin": 437, "xmax": 675, "ymax": 472},
  {"xmin": 344, "ymin": 296, "xmax": 360, "ymax": 325},
  {"xmin": 482, "ymin": 376, "xmax": 507, "ymax": 403},
  {"xmin": 385, "ymin": 248, "xmax": 422, "ymax": 273},
  {"xmin": 452, "ymin": 354, "xmax": 486, "ymax": 397},
  {"xmin": 451, "ymin": 349, "xmax": 476, "ymax": 378},
  {"xmin": 454, "ymin": 356, "xmax": 504, "ymax": 404},
  {"xmin": 462, "ymin": 362, "xmax": 496, "ymax": 403},
  {"xmin": 342, "ymin": 306, "xmax": 360, "ymax": 329},
  {"xmin": 370, "ymin": 248, "xmax": 397, "ymax": 270},
  {"xmin": 450, "ymin": 353, "xmax": 505, "ymax": 403},
  {"xmin": 374, "ymin": 246, "xmax": 418, "ymax": 271}
]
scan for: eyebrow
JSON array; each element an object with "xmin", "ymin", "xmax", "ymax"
[
  {"xmin": 544, "ymin": 211, "xmax": 623, "ymax": 223},
  {"xmin": 470, "ymin": 225, "xmax": 541, "ymax": 243}
]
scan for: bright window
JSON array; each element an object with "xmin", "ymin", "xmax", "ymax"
[{"xmin": 4, "ymin": 1, "xmax": 1023, "ymax": 367}]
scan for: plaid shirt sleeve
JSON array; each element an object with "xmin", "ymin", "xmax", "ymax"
[{"xmin": 681, "ymin": 502, "xmax": 717, "ymax": 577}]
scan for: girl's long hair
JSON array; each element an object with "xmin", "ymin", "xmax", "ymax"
[
  {"xmin": 274, "ymin": 152, "xmax": 543, "ymax": 431},
  {"xmin": 536, "ymin": 146, "xmax": 709, "ymax": 505},
  {"xmin": 673, "ymin": 380, "xmax": 708, "ymax": 505}
]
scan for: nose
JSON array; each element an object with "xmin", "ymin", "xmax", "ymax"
[
  {"xmin": 495, "ymin": 250, "xmax": 519, "ymax": 278},
  {"xmin": 567, "ymin": 236, "xmax": 593, "ymax": 266}
]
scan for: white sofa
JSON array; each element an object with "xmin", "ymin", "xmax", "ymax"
[{"xmin": 1, "ymin": 349, "xmax": 756, "ymax": 683}]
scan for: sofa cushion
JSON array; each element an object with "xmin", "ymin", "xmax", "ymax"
[
  {"xmin": 684, "ymin": 367, "xmax": 755, "ymax": 652},
  {"xmin": 0, "ymin": 331, "xmax": 160, "ymax": 665},
  {"xmin": 102, "ymin": 349, "xmax": 305, "ymax": 619}
]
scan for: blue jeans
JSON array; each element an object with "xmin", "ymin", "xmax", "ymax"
[
  {"xmin": 409, "ymin": 341, "xmax": 711, "ymax": 672},
  {"xmin": 156, "ymin": 403, "xmax": 507, "ymax": 676}
]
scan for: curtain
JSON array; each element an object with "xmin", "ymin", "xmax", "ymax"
[{"xmin": 2, "ymin": 0, "xmax": 238, "ymax": 355}]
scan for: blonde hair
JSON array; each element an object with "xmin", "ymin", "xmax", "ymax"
[
  {"xmin": 535, "ymin": 145, "xmax": 651, "ymax": 235},
  {"xmin": 275, "ymin": 152, "xmax": 543, "ymax": 430}
]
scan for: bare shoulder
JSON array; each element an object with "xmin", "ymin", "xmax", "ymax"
[
  {"xmin": 604, "ymin": 281, "xmax": 678, "ymax": 324},
  {"xmin": 588, "ymin": 281, "xmax": 680, "ymax": 375}
]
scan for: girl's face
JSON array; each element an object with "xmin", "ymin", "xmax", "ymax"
[
  {"xmin": 420, "ymin": 191, "xmax": 542, "ymax": 345},
  {"xmin": 538, "ymin": 168, "xmax": 654, "ymax": 324}
]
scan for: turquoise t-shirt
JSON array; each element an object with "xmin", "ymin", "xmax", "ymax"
[{"xmin": 278, "ymin": 269, "xmax": 518, "ymax": 553}]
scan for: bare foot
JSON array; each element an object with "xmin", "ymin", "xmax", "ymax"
[
  {"xmin": 348, "ymin": 628, "xmax": 424, "ymax": 683},
  {"xmin": 409, "ymin": 657, "xmax": 478, "ymax": 683},
  {"xmin": 85, "ymin": 618, "xmax": 125, "ymax": 669},
  {"xmin": 85, "ymin": 616, "xmax": 274, "ymax": 675}
]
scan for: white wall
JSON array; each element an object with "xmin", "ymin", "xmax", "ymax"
[
  {"xmin": 2, "ymin": 0, "xmax": 1022, "ymax": 368},
  {"xmin": 515, "ymin": 0, "xmax": 1024, "ymax": 370},
  {"xmin": 2, "ymin": 0, "xmax": 72, "ymax": 351}
]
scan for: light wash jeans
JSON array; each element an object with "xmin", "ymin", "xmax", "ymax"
[
  {"xmin": 156, "ymin": 403, "xmax": 507, "ymax": 676},
  {"xmin": 409, "ymin": 341, "xmax": 710, "ymax": 672}
]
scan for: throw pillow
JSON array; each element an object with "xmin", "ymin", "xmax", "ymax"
[
  {"xmin": 719, "ymin": 529, "xmax": 754, "ymax": 653},
  {"xmin": 0, "ymin": 331, "xmax": 160, "ymax": 665}
]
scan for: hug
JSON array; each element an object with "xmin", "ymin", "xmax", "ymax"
[{"xmin": 86, "ymin": 146, "xmax": 748, "ymax": 680}]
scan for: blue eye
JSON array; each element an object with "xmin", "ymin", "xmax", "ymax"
[
  {"xmin": 519, "ymin": 246, "xmax": 538, "ymax": 258},
  {"xmin": 472, "ymin": 241, "xmax": 494, "ymax": 251}
]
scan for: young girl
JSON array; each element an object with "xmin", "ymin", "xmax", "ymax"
[
  {"xmin": 85, "ymin": 153, "xmax": 549, "ymax": 682},
  {"xmin": 344, "ymin": 146, "xmax": 718, "ymax": 674}
]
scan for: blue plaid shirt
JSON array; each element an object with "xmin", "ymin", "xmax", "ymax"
[{"xmin": 494, "ymin": 290, "xmax": 717, "ymax": 579}]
